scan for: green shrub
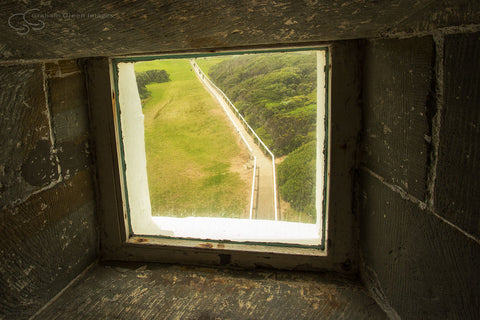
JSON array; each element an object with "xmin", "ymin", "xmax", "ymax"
[
  {"xmin": 207, "ymin": 52, "xmax": 317, "ymax": 157},
  {"xmin": 277, "ymin": 141, "xmax": 316, "ymax": 216},
  {"xmin": 135, "ymin": 69, "xmax": 171, "ymax": 99}
]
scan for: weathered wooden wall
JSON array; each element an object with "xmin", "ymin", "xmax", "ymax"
[
  {"xmin": 34, "ymin": 262, "xmax": 387, "ymax": 319},
  {"xmin": 0, "ymin": 0, "xmax": 480, "ymax": 61},
  {"xmin": 0, "ymin": 0, "xmax": 479, "ymax": 319},
  {"xmin": 359, "ymin": 33, "xmax": 480, "ymax": 319},
  {"xmin": 87, "ymin": 41, "xmax": 362, "ymax": 275},
  {"xmin": 0, "ymin": 61, "xmax": 98, "ymax": 319}
]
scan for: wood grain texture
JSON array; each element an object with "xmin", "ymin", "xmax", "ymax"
[
  {"xmin": 327, "ymin": 41, "xmax": 362, "ymax": 272},
  {"xmin": 35, "ymin": 262, "xmax": 386, "ymax": 320},
  {"xmin": 0, "ymin": 0, "xmax": 479, "ymax": 60},
  {"xmin": 359, "ymin": 171, "xmax": 480, "ymax": 319},
  {"xmin": 84, "ymin": 58, "xmax": 128, "ymax": 255}
]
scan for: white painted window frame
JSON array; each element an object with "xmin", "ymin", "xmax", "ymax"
[
  {"xmin": 87, "ymin": 42, "xmax": 361, "ymax": 272},
  {"xmin": 113, "ymin": 48, "xmax": 329, "ymax": 254}
]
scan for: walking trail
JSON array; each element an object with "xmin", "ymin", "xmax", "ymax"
[{"xmin": 191, "ymin": 60, "xmax": 276, "ymax": 220}]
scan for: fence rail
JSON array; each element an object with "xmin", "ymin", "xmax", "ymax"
[
  {"xmin": 249, "ymin": 157, "xmax": 257, "ymax": 220},
  {"xmin": 191, "ymin": 60, "xmax": 278, "ymax": 220}
]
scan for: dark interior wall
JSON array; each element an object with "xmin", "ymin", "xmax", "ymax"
[
  {"xmin": 1, "ymin": 0, "xmax": 480, "ymax": 61},
  {"xmin": 359, "ymin": 33, "xmax": 480, "ymax": 319},
  {"xmin": 0, "ymin": 61, "xmax": 97, "ymax": 319},
  {"xmin": 0, "ymin": 0, "xmax": 479, "ymax": 319}
]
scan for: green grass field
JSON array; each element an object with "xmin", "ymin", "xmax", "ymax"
[{"xmin": 134, "ymin": 59, "xmax": 250, "ymax": 218}]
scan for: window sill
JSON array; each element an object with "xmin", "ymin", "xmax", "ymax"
[
  {"xmin": 85, "ymin": 41, "xmax": 361, "ymax": 272},
  {"xmin": 149, "ymin": 216, "xmax": 321, "ymax": 245}
]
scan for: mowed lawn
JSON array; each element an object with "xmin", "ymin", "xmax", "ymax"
[{"xmin": 134, "ymin": 59, "xmax": 250, "ymax": 218}]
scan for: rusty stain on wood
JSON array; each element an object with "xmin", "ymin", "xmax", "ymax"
[{"xmin": 134, "ymin": 238, "xmax": 149, "ymax": 243}]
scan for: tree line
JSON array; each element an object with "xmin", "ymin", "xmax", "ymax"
[{"xmin": 135, "ymin": 69, "xmax": 170, "ymax": 99}]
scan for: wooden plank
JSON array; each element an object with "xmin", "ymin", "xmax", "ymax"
[
  {"xmin": 1, "ymin": 1, "xmax": 480, "ymax": 60},
  {"xmin": 84, "ymin": 58, "xmax": 128, "ymax": 254},
  {"xmin": 35, "ymin": 262, "xmax": 386, "ymax": 319}
]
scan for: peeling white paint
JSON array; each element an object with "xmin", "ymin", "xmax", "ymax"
[{"xmin": 117, "ymin": 63, "xmax": 153, "ymax": 234}]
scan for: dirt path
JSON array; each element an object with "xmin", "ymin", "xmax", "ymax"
[{"xmin": 191, "ymin": 60, "xmax": 277, "ymax": 220}]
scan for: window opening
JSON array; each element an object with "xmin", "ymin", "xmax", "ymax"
[{"xmin": 113, "ymin": 48, "xmax": 329, "ymax": 248}]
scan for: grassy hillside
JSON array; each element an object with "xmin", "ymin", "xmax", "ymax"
[
  {"xmin": 195, "ymin": 56, "xmax": 231, "ymax": 75},
  {"xmin": 204, "ymin": 52, "xmax": 319, "ymax": 223},
  {"xmin": 134, "ymin": 59, "xmax": 250, "ymax": 218},
  {"xmin": 207, "ymin": 52, "xmax": 317, "ymax": 157}
]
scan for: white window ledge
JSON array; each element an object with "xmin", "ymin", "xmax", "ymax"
[{"xmin": 146, "ymin": 216, "xmax": 321, "ymax": 246}]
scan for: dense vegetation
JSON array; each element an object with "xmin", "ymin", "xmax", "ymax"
[
  {"xmin": 135, "ymin": 69, "xmax": 170, "ymax": 99},
  {"xmin": 207, "ymin": 52, "xmax": 317, "ymax": 157},
  {"xmin": 276, "ymin": 141, "xmax": 316, "ymax": 217},
  {"xmin": 204, "ymin": 52, "xmax": 318, "ymax": 220}
]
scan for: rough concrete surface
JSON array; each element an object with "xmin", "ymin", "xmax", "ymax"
[
  {"xmin": 35, "ymin": 262, "xmax": 386, "ymax": 320},
  {"xmin": 359, "ymin": 34, "xmax": 480, "ymax": 319},
  {"xmin": 0, "ymin": 61, "xmax": 97, "ymax": 320},
  {"xmin": 360, "ymin": 171, "xmax": 480, "ymax": 320},
  {"xmin": 0, "ymin": 65, "xmax": 57, "ymax": 208},
  {"xmin": 0, "ymin": 1, "xmax": 479, "ymax": 319},
  {"xmin": 361, "ymin": 36, "xmax": 435, "ymax": 202},
  {"xmin": 434, "ymin": 32, "xmax": 480, "ymax": 238}
]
